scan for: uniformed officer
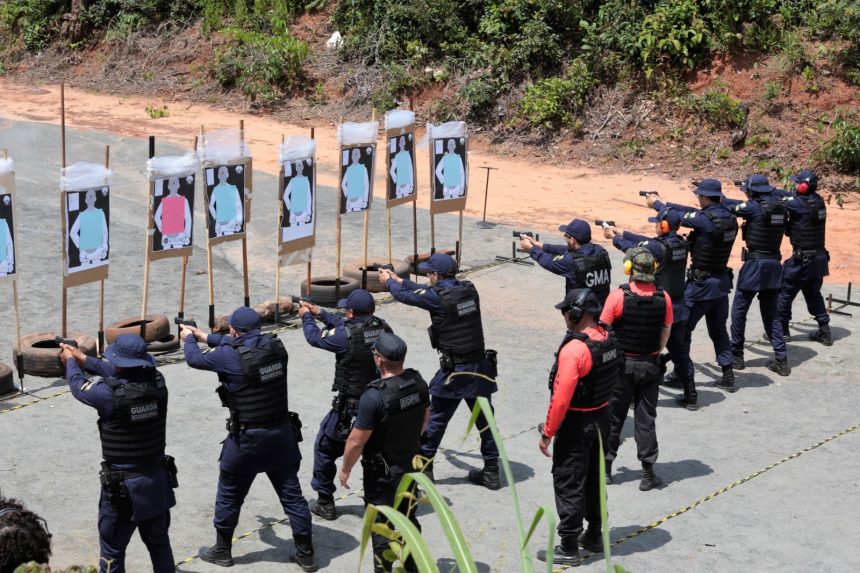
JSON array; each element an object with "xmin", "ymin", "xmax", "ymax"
[
  {"xmin": 599, "ymin": 248, "xmax": 672, "ymax": 490},
  {"xmin": 380, "ymin": 252, "xmax": 501, "ymax": 490},
  {"xmin": 60, "ymin": 334, "xmax": 176, "ymax": 573},
  {"xmin": 338, "ymin": 333, "xmax": 430, "ymax": 573},
  {"xmin": 298, "ymin": 288, "xmax": 393, "ymax": 520},
  {"xmin": 520, "ymin": 218, "xmax": 613, "ymax": 303},
  {"xmin": 777, "ymin": 170, "xmax": 832, "ymax": 346},
  {"xmin": 602, "ymin": 208, "xmax": 688, "ymax": 381},
  {"xmin": 723, "ymin": 174, "xmax": 790, "ymax": 376},
  {"xmin": 648, "ymin": 179, "xmax": 738, "ymax": 407},
  {"xmin": 537, "ymin": 288, "xmax": 619, "ymax": 566},
  {"xmin": 181, "ymin": 307, "xmax": 317, "ymax": 572}
]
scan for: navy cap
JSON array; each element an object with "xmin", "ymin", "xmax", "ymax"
[
  {"xmin": 648, "ymin": 208, "xmax": 681, "ymax": 229},
  {"xmin": 373, "ymin": 333, "xmax": 407, "ymax": 361},
  {"xmin": 558, "ymin": 218, "xmax": 591, "ymax": 242},
  {"xmin": 418, "ymin": 252, "xmax": 457, "ymax": 275},
  {"xmin": 744, "ymin": 174, "xmax": 774, "ymax": 195},
  {"xmin": 104, "ymin": 333, "xmax": 156, "ymax": 368},
  {"xmin": 692, "ymin": 178, "xmax": 724, "ymax": 197},
  {"xmin": 229, "ymin": 306, "xmax": 262, "ymax": 332},
  {"xmin": 789, "ymin": 170, "xmax": 818, "ymax": 184},
  {"xmin": 337, "ymin": 288, "xmax": 375, "ymax": 313}
]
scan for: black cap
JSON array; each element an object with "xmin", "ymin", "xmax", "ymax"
[
  {"xmin": 554, "ymin": 288, "xmax": 602, "ymax": 316},
  {"xmin": 372, "ymin": 333, "xmax": 407, "ymax": 361}
]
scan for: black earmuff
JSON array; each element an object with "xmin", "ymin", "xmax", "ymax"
[{"xmin": 567, "ymin": 289, "xmax": 590, "ymax": 323}]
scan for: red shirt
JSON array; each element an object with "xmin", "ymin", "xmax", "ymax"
[
  {"xmin": 543, "ymin": 325, "xmax": 608, "ymax": 439},
  {"xmin": 599, "ymin": 281, "xmax": 673, "ymax": 355}
]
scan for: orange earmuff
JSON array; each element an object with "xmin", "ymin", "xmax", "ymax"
[{"xmin": 659, "ymin": 220, "xmax": 670, "ymax": 235}]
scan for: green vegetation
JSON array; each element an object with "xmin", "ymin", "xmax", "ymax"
[
  {"xmin": 819, "ymin": 120, "xmax": 860, "ymax": 174},
  {"xmin": 145, "ymin": 104, "xmax": 170, "ymax": 119},
  {"xmin": 519, "ymin": 59, "xmax": 595, "ymax": 129},
  {"xmin": 681, "ymin": 86, "xmax": 747, "ymax": 129}
]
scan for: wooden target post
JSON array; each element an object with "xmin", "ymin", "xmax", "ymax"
[
  {"xmin": 199, "ymin": 122, "xmax": 253, "ymax": 330},
  {"xmin": 0, "ymin": 149, "xmax": 25, "ymax": 396},
  {"xmin": 428, "ymin": 121, "xmax": 469, "ymax": 266},
  {"xmin": 383, "ymin": 109, "xmax": 419, "ymax": 272}
]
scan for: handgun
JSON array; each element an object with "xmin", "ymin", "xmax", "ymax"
[
  {"xmin": 594, "ymin": 220, "xmax": 616, "ymax": 227},
  {"xmin": 54, "ymin": 336, "xmax": 78, "ymax": 348},
  {"xmin": 691, "ymin": 179, "xmax": 701, "ymax": 187},
  {"xmin": 733, "ymin": 180, "xmax": 744, "ymax": 187},
  {"xmin": 639, "ymin": 190, "xmax": 659, "ymax": 197},
  {"xmin": 377, "ymin": 264, "xmax": 395, "ymax": 272},
  {"xmin": 291, "ymin": 295, "xmax": 314, "ymax": 304},
  {"xmin": 512, "ymin": 231, "xmax": 535, "ymax": 238},
  {"xmin": 174, "ymin": 317, "xmax": 198, "ymax": 328}
]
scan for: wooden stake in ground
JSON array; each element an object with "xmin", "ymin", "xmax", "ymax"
[
  {"xmin": 60, "ymin": 83, "xmax": 67, "ymax": 338},
  {"xmin": 98, "ymin": 144, "xmax": 109, "ymax": 354},
  {"xmin": 177, "ymin": 134, "xmax": 196, "ymax": 329},
  {"xmin": 140, "ymin": 136, "xmax": 155, "ymax": 340},
  {"xmin": 240, "ymin": 120, "xmax": 250, "ymax": 308},
  {"xmin": 201, "ymin": 125, "xmax": 216, "ymax": 330}
]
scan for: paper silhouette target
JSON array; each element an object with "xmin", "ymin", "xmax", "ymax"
[
  {"xmin": 66, "ymin": 186, "xmax": 110, "ymax": 274},
  {"xmin": 205, "ymin": 164, "xmax": 245, "ymax": 241},
  {"xmin": 152, "ymin": 173, "xmax": 195, "ymax": 257},
  {"xmin": 280, "ymin": 157, "xmax": 315, "ymax": 250},
  {"xmin": 386, "ymin": 131, "xmax": 416, "ymax": 207},
  {"xmin": 0, "ymin": 183, "xmax": 16, "ymax": 279},
  {"xmin": 430, "ymin": 136, "xmax": 467, "ymax": 214},
  {"xmin": 339, "ymin": 145, "xmax": 374, "ymax": 215}
]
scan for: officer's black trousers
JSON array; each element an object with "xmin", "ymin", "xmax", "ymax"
[
  {"xmin": 552, "ymin": 409, "xmax": 609, "ymax": 538},
  {"xmin": 98, "ymin": 490, "xmax": 174, "ymax": 573},
  {"xmin": 363, "ymin": 464, "xmax": 420, "ymax": 573},
  {"xmin": 606, "ymin": 357, "xmax": 660, "ymax": 466}
]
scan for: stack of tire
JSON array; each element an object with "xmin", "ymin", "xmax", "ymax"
[
  {"xmin": 13, "ymin": 332, "xmax": 98, "ymax": 378},
  {"xmin": 106, "ymin": 314, "xmax": 177, "ymax": 353},
  {"xmin": 405, "ymin": 250, "xmax": 456, "ymax": 276},
  {"xmin": 0, "ymin": 362, "xmax": 14, "ymax": 395},
  {"xmin": 299, "ymin": 257, "xmax": 411, "ymax": 308}
]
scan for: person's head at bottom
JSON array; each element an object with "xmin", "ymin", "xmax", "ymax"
[
  {"xmin": 418, "ymin": 253, "xmax": 457, "ymax": 285},
  {"xmin": 0, "ymin": 497, "xmax": 52, "ymax": 573},
  {"xmin": 372, "ymin": 333, "xmax": 407, "ymax": 377},
  {"xmin": 555, "ymin": 288, "xmax": 602, "ymax": 332},
  {"xmin": 103, "ymin": 333, "xmax": 156, "ymax": 373},
  {"xmin": 228, "ymin": 306, "xmax": 262, "ymax": 338}
]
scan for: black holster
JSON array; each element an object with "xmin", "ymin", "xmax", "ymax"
[
  {"xmin": 216, "ymin": 385, "xmax": 229, "ymax": 407},
  {"xmin": 290, "ymin": 411, "xmax": 303, "ymax": 443},
  {"xmin": 361, "ymin": 453, "xmax": 390, "ymax": 476},
  {"xmin": 164, "ymin": 455, "xmax": 179, "ymax": 488},
  {"xmin": 99, "ymin": 462, "xmax": 131, "ymax": 512},
  {"xmin": 439, "ymin": 352, "xmax": 455, "ymax": 372}
]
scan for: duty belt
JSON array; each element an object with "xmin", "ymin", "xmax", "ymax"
[
  {"xmin": 793, "ymin": 248, "xmax": 827, "ymax": 259},
  {"xmin": 445, "ymin": 350, "xmax": 486, "ymax": 364},
  {"xmin": 687, "ymin": 267, "xmax": 727, "ymax": 280},
  {"xmin": 743, "ymin": 249, "xmax": 780, "ymax": 260},
  {"xmin": 226, "ymin": 415, "xmax": 287, "ymax": 434},
  {"xmin": 624, "ymin": 353, "xmax": 661, "ymax": 364},
  {"xmin": 332, "ymin": 394, "xmax": 360, "ymax": 413}
]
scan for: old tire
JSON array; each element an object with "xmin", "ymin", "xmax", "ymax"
[
  {"xmin": 13, "ymin": 331, "xmax": 98, "ymax": 378},
  {"xmin": 405, "ymin": 249, "xmax": 456, "ymax": 276},
  {"xmin": 343, "ymin": 258, "xmax": 410, "ymax": 292},
  {"xmin": 105, "ymin": 314, "xmax": 170, "ymax": 344},
  {"xmin": 147, "ymin": 334, "xmax": 180, "ymax": 354},
  {"xmin": 300, "ymin": 276, "xmax": 360, "ymax": 307},
  {"xmin": 0, "ymin": 362, "xmax": 14, "ymax": 395}
]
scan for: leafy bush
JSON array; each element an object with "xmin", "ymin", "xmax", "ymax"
[
  {"xmin": 518, "ymin": 58, "xmax": 594, "ymax": 129},
  {"xmin": 638, "ymin": 0, "xmax": 709, "ymax": 80},
  {"xmin": 460, "ymin": 76, "xmax": 499, "ymax": 119},
  {"xmin": 820, "ymin": 120, "xmax": 860, "ymax": 173},
  {"xmin": 682, "ymin": 86, "xmax": 747, "ymax": 128},
  {"xmin": 213, "ymin": 28, "xmax": 308, "ymax": 102}
]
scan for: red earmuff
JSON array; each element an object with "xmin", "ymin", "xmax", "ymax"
[
  {"xmin": 797, "ymin": 182, "xmax": 809, "ymax": 194},
  {"xmin": 659, "ymin": 220, "xmax": 670, "ymax": 235}
]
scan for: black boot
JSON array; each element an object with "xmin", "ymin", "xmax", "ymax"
[
  {"xmin": 715, "ymin": 364, "xmax": 737, "ymax": 393},
  {"xmin": 310, "ymin": 497, "xmax": 336, "ymax": 521},
  {"xmin": 200, "ymin": 528, "xmax": 234, "ymax": 567},
  {"xmin": 662, "ymin": 371, "xmax": 684, "ymax": 389},
  {"xmin": 423, "ymin": 459, "xmax": 435, "ymax": 484},
  {"xmin": 537, "ymin": 535, "xmax": 580, "ymax": 565},
  {"xmin": 639, "ymin": 462, "xmax": 662, "ymax": 491},
  {"xmin": 468, "ymin": 459, "xmax": 501, "ymax": 491},
  {"xmin": 731, "ymin": 351, "xmax": 745, "ymax": 370},
  {"xmin": 674, "ymin": 377, "xmax": 699, "ymax": 411},
  {"xmin": 782, "ymin": 321, "xmax": 791, "ymax": 342},
  {"xmin": 809, "ymin": 324, "xmax": 833, "ymax": 346},
  {"xmin": 605, "ymin": 460, "xmax": 613, "ymax": 485},
  {"xmin": 290, "ymin": 533, "xmax": 319, "ymax": 572},
  {"xmin": 766, "ymin": 358, "xmax": 791, "ymax": 377},
  {"xmin": 578, "ymin": 527, "xmax": 603, "ymax": 553}
]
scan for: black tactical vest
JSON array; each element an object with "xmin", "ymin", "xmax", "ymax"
[
  {"xmin": 429, "ymin": 281, "xmax": 485, "ymax": 357},
  {"xmin": 568, "ymin": 328, "xmax": 620, "ymax": 409},
  {"xmin": 690, "ymin": 208, "xmax": 738, "ymax": 273},
  {"xmin": 742, "ymin": 196, "xmax": 785, "ymax": 257},
  {"xmin": 333, "ymin": 317, "xmax": 393, "ymax": 398},
  {"xmin": 570, "ymin": 246, "xmax": 612, "ymax": 303},
  {"xmin": 788, "ymin": 194, "xmax": 827, "ymax": 250},
  {"xmin": 222, "ymin": 336, "xmax": 289, "ymax": 426},
  {"xmin": 363, "ymin": 369, "xmax": 430, "ymax": 464},
  {"xmin": 615, "ymin": 285, "xmax": 666, "ymax": 355},
  {"xmin": 653, "ymin": 236, "xmax": 688, "ymax": 301},
  {"xmin": 99, "ymin": 370, "xmax": 168, "ymax": 465}
]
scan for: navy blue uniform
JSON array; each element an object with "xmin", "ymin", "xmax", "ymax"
[
  {"xmin": 301, "ymin": 311, "xmax": 375, "ymax": 499},
  {"xmin": 612, "ymin": 230, "xmax": 689, "ymax": 374},
  {"xmin": 722, "ymin": 196, "xmax": 787, "ymax": 361},
  {"xmin": 66, "ymin": 357, "xmax": 175, "ymax": 573},
  {"xmin": 387, "ymin": 277, "xmax": 499, "ymax": 462},
  {"xmin": 529, "ymin": 242, "xmax": 611, "ymax": 299},
  {"xmin": 653, "ymin": 200, "xmax": 734, "ymax": 380},
  {"xmin": 777, "ymin": 192, "xmax": 830, "ymax": 326},
  {"xmin": 183, "ymin": 331, "xmax": 311, "ymax": 539}
]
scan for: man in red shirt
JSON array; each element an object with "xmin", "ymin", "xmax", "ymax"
[
  {"xmin": 537, "ymin": 288, "xmax": 620, "ymax": 566},
  {"xmin": 600, "ymin": 247, "xmax": 672, "ymax": 491}
]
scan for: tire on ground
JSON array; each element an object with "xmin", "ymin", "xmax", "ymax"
[
  {"xmin": 13, "ymin": 331, "xmax": 98, "ymax": 378},
  {"xmin": 105, "ymin": 314, "xmax": 170, "ymax": 344},
  {"xmin": 405, "ymin": 249, "xmax": 456, "ymax": 276},
  {"xmin": 0, "ymin": 362, "xmax": 14, "ymax": 395},
  {"xmin": 300, "ymin": 276, "xmax": 360, "ymax": 307},
  {"xmin": 343, "ymin": 258, "xmax": 410, "ymax": 292},
  {"xmin": 147, "ymin": 334, "xmax": 180, "ymax": 354}
]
